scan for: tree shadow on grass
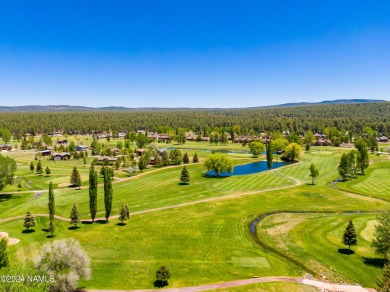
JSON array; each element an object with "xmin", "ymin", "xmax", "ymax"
[
  {"xmin": 96, "ymin": 219, "xmax": 108, "ymax": 224},
  {"xmin": 338, "ymin": 248, "xmax": 355, "ymax": 255},
  {"xmin": 116, "ymin": 222, "xmax": 127, "ymax": 226},
  {"xmin": 46, "ymin": 235, "xmax": 55, "ymax": 238},
  {"xmin": 67, "ymin": 226, "xmax": 81, "ymax": 230},
  {"xmin": 0, "ymin": 194, "xmax": 20, "ymax": 202},
  {"xmin": 178, "ymin": 182, "xmax": 189, "ymax": 185},
  {"xmin": 81, "ymin": 220, "xmax": 93, "ymax": 225},
  {"xmin": 363, "ymin": 257, "xmax": 388, "ymax": 268},
  {"xmin": 22, "ymin": 229, "xmax": 35, "ymax": 234},
  {"xmin": 154, "ymin": 280, "xmax": 169, "ymax": 288},
  {"xmin": 41, "ymin": 228, "xmax": 49, "ymax": 232},
  {"xmin": 202, "ymin": 174, "xmax": 230, "ymax": 179}
]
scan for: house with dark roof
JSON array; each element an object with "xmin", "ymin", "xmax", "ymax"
[
  {"xmin": 76, "ymin": 145, "xmax": 89, "ymax": 151},
  {"xmin": 38, "ymin": 150, "xmax": 52, "ymax": 156},
  {"xmin": 52, "ymin": 152, "xmax": 71, "ymax": 161}
]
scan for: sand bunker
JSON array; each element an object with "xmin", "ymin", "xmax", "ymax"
[
  {"xmin": 0, "ymin": 231, "xmax": 20, "ymax": 245},
  {"xmin": 58, "ymin": 182, "xmax": 71, "ymax": 187}
]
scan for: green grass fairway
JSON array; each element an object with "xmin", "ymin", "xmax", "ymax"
[
  {"xmin": 258, "ymin": 213, "xmax": 383, "ymax": 287},
  {"xmin": 1, "ymin": 144, "xmax": 390, "ymax": 290},
  {"xmin": 338, "ymin": 161, "xmax": 390, "ymax": 200},
  {"xmin": 231, "ymin": 257, "xmax": 270, "ymax": 268}
]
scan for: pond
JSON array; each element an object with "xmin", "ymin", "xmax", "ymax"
[{"xmin": 205, "ymin": 160, "xmax": 290, "ymax": 177}]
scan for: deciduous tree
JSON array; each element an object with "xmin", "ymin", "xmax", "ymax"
[
  {"xmin": 36, "ymin": 238, "xmax": 90, "ymax": 292},
  {"xmin": 309, "ymin": 163, "xmax": 319, "ymax": 185},
  {"xmin": 249, "ymin": 141, "xmax": 265, "ymax": 157},
  {"xmin": 266, "ymin": 141, "xmax": 273, "ymax": 169},
  {"xmin": 89, "ymin": 166, "xmax": 98, "ymax": 222},
  {"xmin": 48, "ymin": 220, "xmax": 55, "ymax": 237},
  {"xmin": 204, "ymin": 154, "xmax": 234, "ymax": 177},
  {"xmin": 284, "ymin": 143, "xmax": 302, "ymax": 161},
  {"xmin": 372, "ymin": 210, "xmax": 390, "ymax": 260},
  {"xmin": 0, "ymin": 155, "xmax": 17, "ymax": 191},
  {"xmin": 104, "ymin": 168, "xmax": 113, "ymax": 222},
  {"xmin": 48, "ymin": 182, "xmax": 55, "ymax": 222}
]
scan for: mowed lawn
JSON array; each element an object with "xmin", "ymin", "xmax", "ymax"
[
  {"xmin": 258, "ymin": 213, "xmax": 382, "ymax": 287},
  {"xmin": 338, "ymin": 161, "xmax": 390, "ymax": 200},
  {"xmin": 0, "ymin": 156, "xmax": 294, "ymax": 219},
  {"xmin": 1, "ymin": 146, "xmax": 390, "ymax": 289},
  {"xmin": 2, "ymin": 177, "xmax": 389, "ymax": 289}
]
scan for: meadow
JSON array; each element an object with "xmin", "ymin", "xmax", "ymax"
[{"xmin": 1, "ymin": 137, "xmax": 390, "ymax": 290}]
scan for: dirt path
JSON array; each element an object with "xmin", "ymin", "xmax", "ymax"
[
  {"xmin": 84, "ymin": 276, "xmax": 371, "ymax": 292},
  {"xmin": 0, "ymin": 176, "xmax": 301, "ymax": 224}
]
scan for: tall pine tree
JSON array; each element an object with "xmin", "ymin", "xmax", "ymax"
[
  {"xmin": 266, "ymin": 141, "xmax": 273, "ymax": 170},
  {"xmin": 193, "ymin": 153, "xmax": 199, "ymax": 163},
  {"xmin": 180, "ymin": 166, "xmax": 190, "ymax": 184},
  {"xmin": 23, "ymin": 210, "xmax": 36, "ymax": 230},
  {"xmin": 183, "ymin": 152, "xmax": 189, "ymax": 164},
  {"xmin": 89, "ymin": 166, "xmax": 98, "ymax": 222},
  {"xmin": 70, "ymin": 166, "xmax": 82, "ymax": 189},
  {"xmin": 104, "ymin": 167, "xmax": 113, "ymax": 222},
  {"xmin": 36, "ymin": 160, "xmax": 43, "ymax": 175},
  {"xmin": 342, "ymin": 220, "xmax": 357, "ymax": 250},
  {"xmin": 48, "ymin": 182, "xmax": 55, "ymax": 222},
  {"xmin": 70, "ymin": 203, "xmax": 80, "ymax": 228}
]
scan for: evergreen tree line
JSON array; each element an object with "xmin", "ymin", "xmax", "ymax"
[{"xmin": 1, "ymin": 102, "xmax": 390, "ymax": 135}]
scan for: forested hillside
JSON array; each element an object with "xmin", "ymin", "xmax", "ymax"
[{"xmin": 0, "ymin": 102, "xmax": 389, "ymax": 134}]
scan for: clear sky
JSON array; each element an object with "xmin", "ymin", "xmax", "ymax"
[{"xmin": 0, "ymin": 1, "xmax": 389, "ymax": 108}]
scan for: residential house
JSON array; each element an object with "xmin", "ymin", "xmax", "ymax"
[
  {"xmin": 0, "ymin": 144, "xmax": 12, "ymax": 151},
  {"xmin": 75, "ymin": 145, "xmax": 89, "ymax": 151},
  {"xmin": 38, "ymin": 150, "xmax": 52, "ymax": 156},
  {"xmin": 53, "ymin": 152, "xmax": 71, "ymax": 161}
]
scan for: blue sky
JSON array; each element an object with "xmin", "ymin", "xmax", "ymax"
[{"xmin": 0, "ymin": 1, "xmax": 389, "ymax": 108}]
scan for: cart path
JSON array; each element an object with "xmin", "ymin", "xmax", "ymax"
[
  {"xmin": 0, "ymin": 175, "xmax": 301, "ymax": 223},
  {"xmin": 83, "ymin": 276, "xmax": 371, "ymax": 292}
]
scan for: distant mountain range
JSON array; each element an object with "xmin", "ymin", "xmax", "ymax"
[{"xmin": 0, "ymin": 99, "xmax": 387, "ymax": 112}]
